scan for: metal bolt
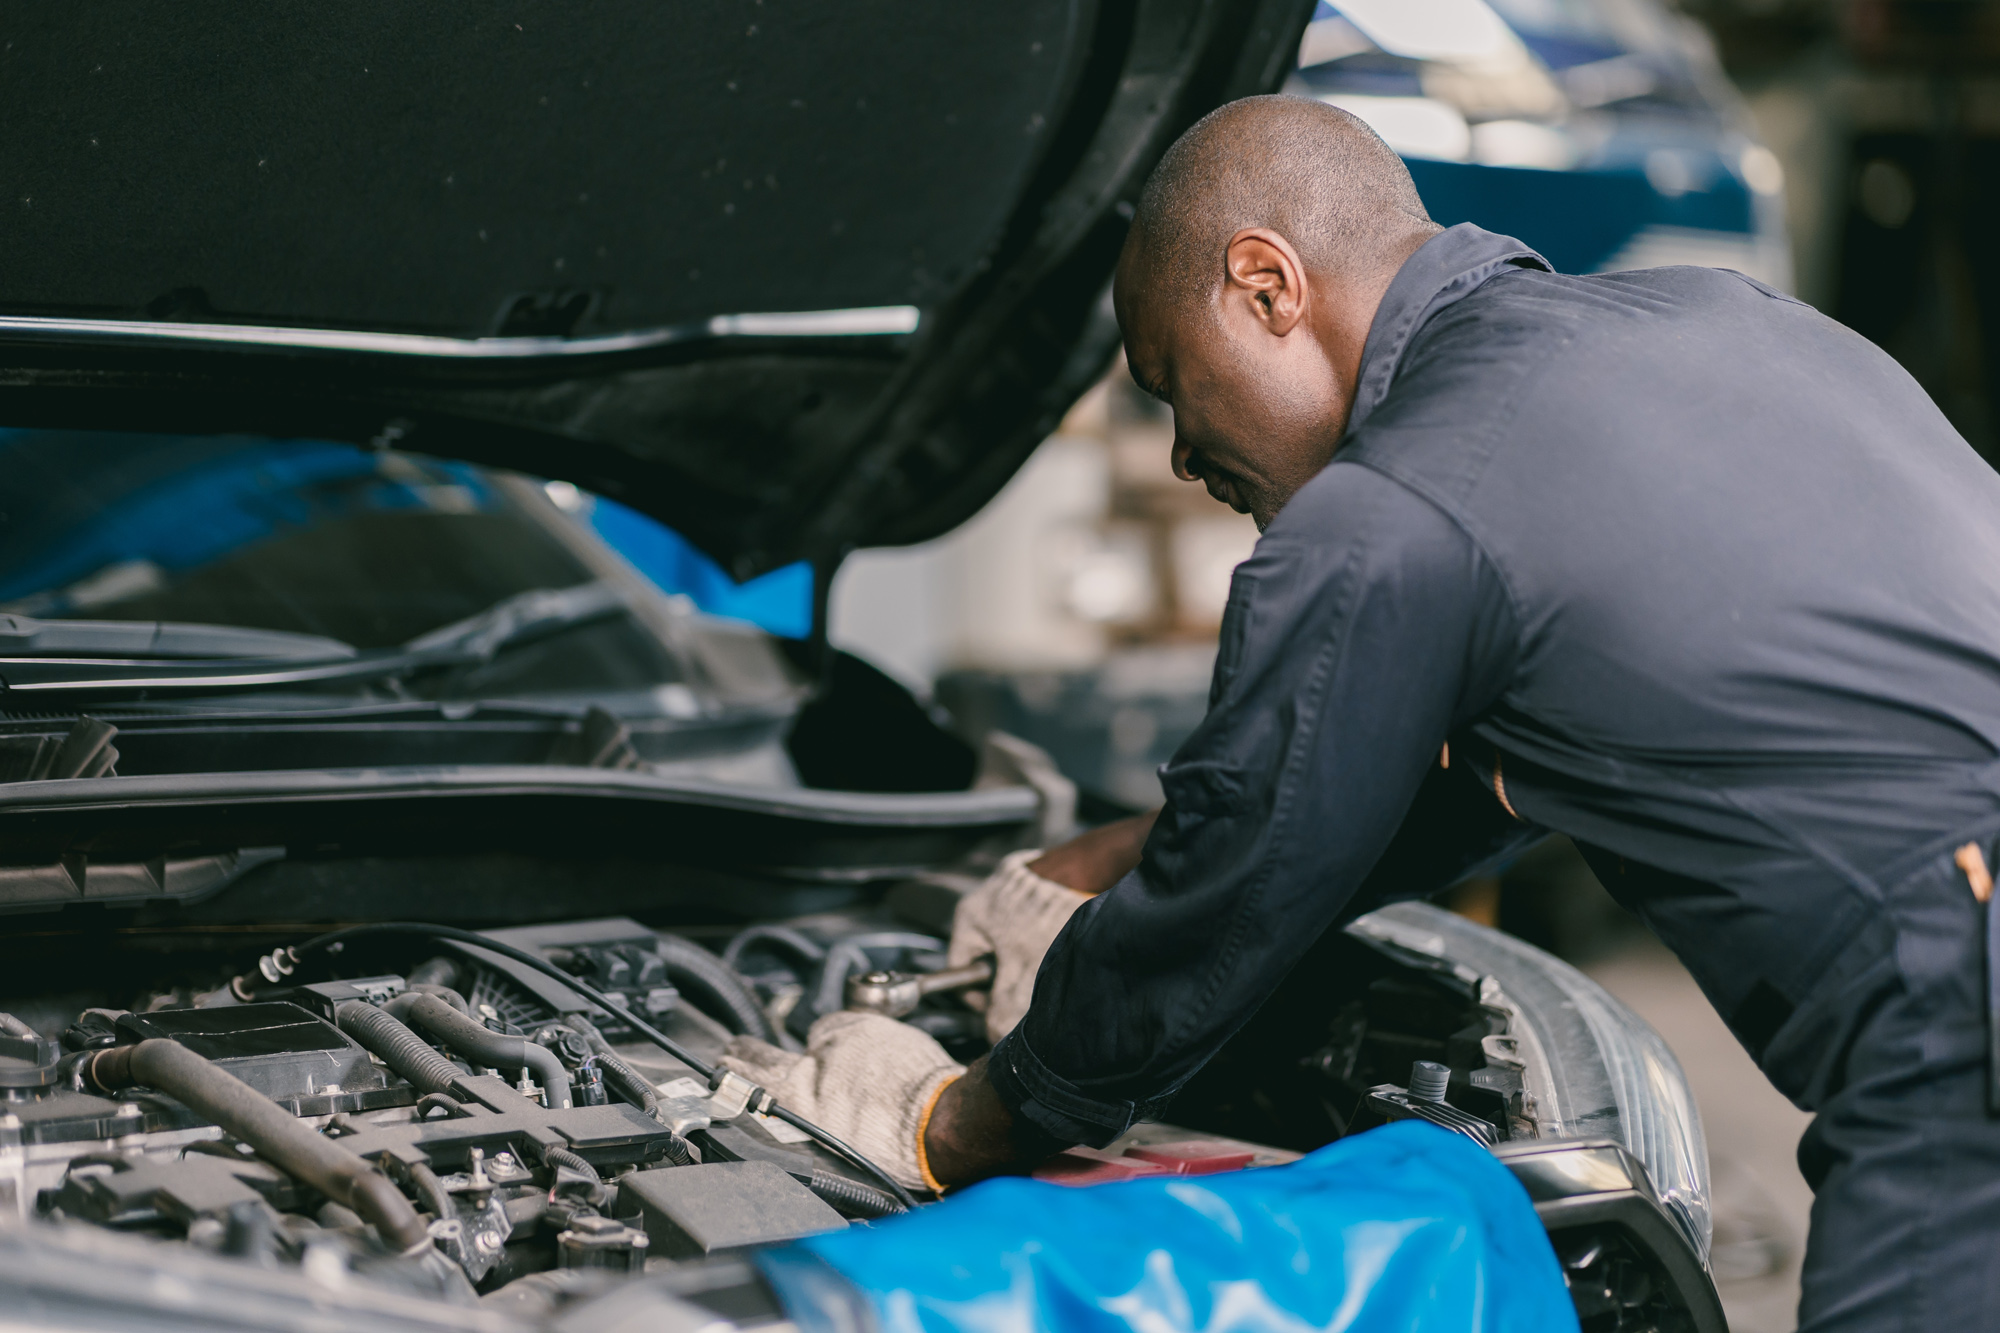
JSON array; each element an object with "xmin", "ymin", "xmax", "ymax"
[
  {"xmin": 468, "ymin": 1147, "xmax": 489, "ymax": 1189},
  {"xmin": 1409, "ymin": 1061, "xmax": 1450, "ymax": 1102}
]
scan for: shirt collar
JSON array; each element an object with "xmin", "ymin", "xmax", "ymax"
[{"xmin": 1343, "ymin": 223, "xmax": 1550, "ymax": 438}]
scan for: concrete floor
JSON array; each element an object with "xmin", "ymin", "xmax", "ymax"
[{"xmin": 1583, "ymin": 939, "xmax": 1816, "ymax": 1333}]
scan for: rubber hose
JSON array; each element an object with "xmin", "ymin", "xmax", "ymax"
[
  {"xmin": 407, "ymin": 956, "xmax": 462, "ymax": 990},
  {"xmin": 86, "ymin": 1040, "xmax": 431, "ymax": 1253},
  {"xmin": 0, "ymin": 1013, "xmax": 39, "ymax": 1040},
  {"xmin": 405, "ymin": 983, "xmax": 472, "ymax": 1015},
  {"xmin": 379, "ymin": 991, "xmax": 428, "ymax": 1024},
  {"xmin": 721, "ymin": 924, "xmax": 827, "ymax": 970},
  {"xmin": 811, "ymin": 933, "xmax": 946, "ymax": 1020},
  {"xmin": 654, "ymin": 932, "xmax": 780, "ymax": 1043},
  {"xmin": 416, "ymin": 1092, "xmax": 468, "ymax": 1120},
  {"xmin": 335, "ymin": 1002, "xmax": 464, "ymax": 1097},
  {"xmin": 592, "ymin": 1049, "xmax": 658, "ymax": 1114},
  {"xmin": 407, "ymin": 1161, "xmax": 456, "ymax": 1222},
  {"xmin": 807, "ymin": 1168, "xmax": 907, "ymax": 1218},
  {"xmin": 401, "ymin": 993, "xmax": 574, "ymax": 1109}
]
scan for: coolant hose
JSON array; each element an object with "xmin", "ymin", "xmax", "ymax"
[
  {"xmin": 397, "ymin": 993, "xmax": 574, "ymax": 1109},
  {"xmin": 721, "ymin": 924, "xmax": 827, "ymax": 970},
  {"xmin": 335, "ymin": 1001, "xmax": 464, "ymax": 1097},
  {"xmin": 405, "ymin": 982, "xmax": 472, "ymax": 1015},
  {"xmin": 407, "ymin": 1161, "xmax": 457, "ymax": 1222},
  {"xmin": 655, "ymin": 932, "xmax": 780, "ymax": 1043},
  {"xmin": 85, "ymin": 1039, "xmax": 431, "ymax": 1253}
]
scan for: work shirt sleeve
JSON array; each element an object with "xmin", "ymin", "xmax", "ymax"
[{"xmin": 987, "ymin": 462, "xmax": 1528, "ymax": 1146}]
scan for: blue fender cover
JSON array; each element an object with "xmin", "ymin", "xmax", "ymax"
[{"xmin": 755, "ymin": 1121, "xmax": 1579, "ymax": 1333}]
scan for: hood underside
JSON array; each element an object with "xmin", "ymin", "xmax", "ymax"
[{"xmin": 0, "ymin": 2, "xmax": 1312, "ymax": 576}]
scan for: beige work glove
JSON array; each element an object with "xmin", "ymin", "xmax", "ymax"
[
  {"xmin": 717, "ymin": 1010, "xmax": 963, "ymax": 1192},
  {"xmin": 947, "ymin": 848, "xmax": 1093, "ymax": 1045}
]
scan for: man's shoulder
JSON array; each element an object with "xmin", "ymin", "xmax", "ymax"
[
  {"xmin": 1368, "ymin": 264, "xmax": 1837, "ymax": 443},
  {"xmin": 1417, "ymin": 261, "xmax": 1803, "ymax": 353},
  {"xmin": 1341, "ymin": 264, "xmax": 1830, "ymax": 521}
]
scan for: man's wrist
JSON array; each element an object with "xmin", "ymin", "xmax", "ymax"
[{"xmin": 921, "ymin": 1055, "xmax": 1067, "ymax": 1186}]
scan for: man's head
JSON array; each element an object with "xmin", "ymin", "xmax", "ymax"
[{"xmin": 1114, "ymin": 96, "xmax": 1440, "ymax": 528}]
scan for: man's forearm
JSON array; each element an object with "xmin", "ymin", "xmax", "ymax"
[{"xmin": 923, "ymin": 1055, "xmax": 1067, "ymax": 1185}]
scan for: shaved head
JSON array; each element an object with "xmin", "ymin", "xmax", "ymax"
[
  {"xmin": 1126, "ymin": 95, "xmax": 1432, "ymax": 317},
  {"xmin": 1112, "ymin": 96, "xmax": 1441, "ymax": 529}
]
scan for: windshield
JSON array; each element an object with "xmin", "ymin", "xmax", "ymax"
[
  {"xmin": 0, "ymin": 427, "xmax": 798, "ymax": 718},
  {"xmin": 0, "ymin": 429, "xmax": 598, "ymax": 647}
]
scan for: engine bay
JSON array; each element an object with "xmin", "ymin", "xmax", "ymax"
[{"xmin": 0, "ymin": 900, "xmax": 1552, "ymax": 1314}]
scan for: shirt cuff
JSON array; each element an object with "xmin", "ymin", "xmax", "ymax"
[{"xmin": 986, "ymin": 1026, "xmax": 1176, "ymax": 1149}]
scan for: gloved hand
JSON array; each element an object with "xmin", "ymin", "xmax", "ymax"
[
  {"xmin": 947, "ymin": 848, "xmax": 1094, "ymax": 1044},
  {"xmin": 717, "ymin": 1010, "xmax": 964, "ymax": 1192}
]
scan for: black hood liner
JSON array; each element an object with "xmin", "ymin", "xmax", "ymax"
[{"xmin": 0, "ymin": 1, "xmax": 1312, "ymax": 576}]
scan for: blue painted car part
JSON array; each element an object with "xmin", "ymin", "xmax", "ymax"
[
  {"xmin": 581, "ymin": 493, "xmax": 814, "ymax": 640},
  {"xmin": 755, "ymin": 1121, "xmax": 1580, "ymax": 1333}
]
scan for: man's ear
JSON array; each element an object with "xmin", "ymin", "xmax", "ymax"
[{"xmin": 1223, "ymin": 228, "xmax": 1309, "ymax": 336}]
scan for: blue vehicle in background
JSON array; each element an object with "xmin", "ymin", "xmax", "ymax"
[{"xmin": 1296, "ymin": 0, "xmax": 1789, "ymax": 283}]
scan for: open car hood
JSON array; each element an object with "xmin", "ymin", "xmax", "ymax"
[{"xmin": 0, "ymin": 2, "xmax": 1311, "ymax": 577}]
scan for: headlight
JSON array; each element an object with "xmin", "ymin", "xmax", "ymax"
[
  {"xmin": 1352, "ymin": 903, "xmax": 1712, "ymax": 1265},
  {"xmin": 1549, "ymin": 942, "xmax": 1712, "ymax": 1263}
]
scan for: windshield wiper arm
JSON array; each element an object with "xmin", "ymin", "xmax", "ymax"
[
  {"xmin": 0, "ymin": 614, "xmax": 356, "ymax": 661},
  {"xmin": 399, "ymin": 581, "xmax": 626, "ymax": 658},
  {"xmin": 0, "ymin": 583, "xmax": 627, "ymax": 700}
]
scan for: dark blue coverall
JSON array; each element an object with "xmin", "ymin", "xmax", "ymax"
[{"xmin": 989, "ymin": 225, "xmax": 2000, "ymax": 1330}]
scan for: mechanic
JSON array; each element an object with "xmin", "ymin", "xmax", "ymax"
[{"xmin": 723, "ymin": 95, "xmax": 2000, "ymax": 1330}]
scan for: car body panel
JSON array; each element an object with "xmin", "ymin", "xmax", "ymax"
[{"xmin": 0, "ymin": 2, "xmax": 1317, "ymax": 577}]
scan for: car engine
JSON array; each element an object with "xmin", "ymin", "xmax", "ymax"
[
  {"xmin": 0, "ymin": 915, "xmax": 944, "ymax": 1308},
  {"xmin": 0, "ymin": 900, "xmax": 1687, "ymax": 1328}
]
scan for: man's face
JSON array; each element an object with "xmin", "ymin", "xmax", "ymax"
[{"xmin": 1114, "ymin": 243, "xmax": 1351, "ymax": 531}]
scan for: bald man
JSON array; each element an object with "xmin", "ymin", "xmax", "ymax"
[{"xmin": 722, "ymin": 96, "xmax": 2000, "ymax": 1330}]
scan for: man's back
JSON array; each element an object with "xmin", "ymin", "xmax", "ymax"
[
  {"xmin": 1338, "ymin": 250, "xmax": 2000, "ymax": 1089},
  {"xmin": 1357, "ymin": 260, "xmax": 2000, "ymax": 849}
]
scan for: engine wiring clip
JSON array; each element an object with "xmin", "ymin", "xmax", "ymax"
[{"xmin": 705, "ymin": 1069, "xmax": 773, "ymax": 1121}]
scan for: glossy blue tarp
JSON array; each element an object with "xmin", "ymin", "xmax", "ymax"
[{"xmin": 756, "ymin": 1122, "xmax": 1578, "ymax": 1333}]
